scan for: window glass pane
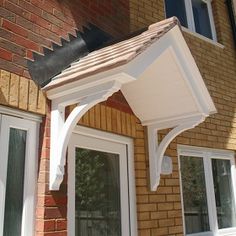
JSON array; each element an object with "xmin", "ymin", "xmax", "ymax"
[
  {"xmin": 180, "ymin": 156, "xmax": 210, "ymax": 234},
  {"xmin": 192, "ymin": 0, "xmax": 213, "ymax": 39},
  {"xmin": 232, "ymin": 0, "xmax": 236, "ymax": 19},
  {"xmin": 234, "ymin": 0, "xmax": 236, "ymax": 19},
  {"xmin": 212, "ymin": 159, "xmax": 236, "ymax": 229},
  {"xmin": 75, "ymin": 148, "xmax": 121, "ymax": 236},
  {"xmin": 165, "ymin": 0, "xmax": 188, "ymax": 27},
  {"xmin": 3, "ymin": 128, "xmax": 27, "ymax": 236}
]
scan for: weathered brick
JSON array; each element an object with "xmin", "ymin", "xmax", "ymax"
[
  {"xmin": 168, "ymin": 225, "xmax": 183, "ymax": 234},
  {"xmin": 12, "ymin": 54, "xmax": 27, "ymax": 67},
  {"xmin": 0, "ymin": 6, "xmax": 15, "ymax": 21},
  {"xmin": 139, "ymin": 220, "xmax": 158, "ymax": 229},
  {"xmin": 0, "ymin": 47, "xmax": 12, "ymax": 60},
  {"xmin": 151, "ymin": 227, "xmax": 168, "ymax": 236},
  {"xmin": 0, "ymin": 1, "xmax": 235, "ymax": 236},
  {"xmin": 42, "ymin": 11, "xmax": 63, "ymax": 28},
  {"xmin": 16, "ymin": 15, "xmax": 34, "ymax": 31},
  {"xmin": 158, "ymin": 203, "xmax": 174, "ymax": 211},
  {"xmin": 138, "ymin": 204, "xmax": 157, "ymax": 212},
  {"xmin": 9, "ymin": 73, "xmax": 19, "ymax": 107},
  {"xmin": 0, "ymin": 58, "xmax": 24, "ymax": 75},
  {"xmin": 19, "ymin": 76, "xmax": 29, "ymax": 110},
  {"xmin": 149, "ymin": 195, "xmax": 166, "ymax": 203},
  {"xmin": 2, "ymin": 19, "xmax": 28, "ymax": 37},
  {"xmin": 5, "ymin": 1, "xmax": 30, "ymax": 19},
  {"xmin": 19, "ymin": 0, "xmax": 42, "ymax": 16},
  {"xmin": 150, "ymin": 211, "xmax": 167, "ymax": 220},
  {"xmin": 159, "ymin": 219, "xmax": 175, "ymax": 227},
  {"xmin": 30, "ymin": 14, "xmax": 52, "ymax": 30},
  {"xmin": 12, "ymin": 34, "xmax": 39, "ymax": 52},
  {"xmin": 55, "ymin": 219, "xmax": 67, "ymax": 231},
  {"xmin": 138, "ymin": 212, "xmax": 150, "ymax": 221},
  {"xmin": 0, "ymin": 37, "xmax": 26, "ymax": 56}
]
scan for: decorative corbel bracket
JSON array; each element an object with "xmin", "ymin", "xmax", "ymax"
[
  {"xmin": 147, "ymin": 115, "xmax": 206, "ymax": 191},
  {"xmin": 49, "ymin": 79, "xmax": 126, "ymax": 190}
]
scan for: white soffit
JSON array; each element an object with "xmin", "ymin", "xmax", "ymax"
[
  {"xmin": 122, "ymin": 48, "xmax": 199, "ymax": 125},
  {"xmin": 121, "ymin": 26, "xmax": 216, "ymax": 127},
  {"xmin": 45, "ymin": 22, "xmax": 216, "ymax": 191},
  {"xmin": 122, "ymin": 26, "xmax": 216, "ymax": 191}
]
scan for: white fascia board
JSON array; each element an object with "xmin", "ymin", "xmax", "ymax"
[
  {"xmin": 123, "ymin": 25, "xmax": 216, "ymax": 119},
  {"xmin": 178, "ymin": 144, "xmax": 235, "ymax": 158},
  {"xmin": 122, "ymin": 25, "xmax": 217, "ymax": 191},
  {"xmin": 168, "ymin": 26, "xmax": 217, "ymax": 115},
  {"xmin": 46, "ymin": 70, "xmax": 135, "ymax": 100},
  {"xmin": 0, "ymin": 105, "xmax": 42, "ymax": 122},
  {"xmin": 143, "ymin": 113, "xmax": 206, "ymax": 129},
  {"xmin": 49, "ymin": 74, "xmax": 133, "ymax": 190}
]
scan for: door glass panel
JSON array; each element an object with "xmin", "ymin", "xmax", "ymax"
[
  {"xmin": 3, "ymin": 128, "xmax": 27, "ymax": 236},
  {"xmin": 75, "ymin": 148, "xmax": 121, "ymax": 236},
  {"xmin": 165, "ymin": 0, "xmax": 188, "ymax": 27},
  {"xmin": 192, "ymin": 0, "xmax": 213, "ymax": 39},
  {"xmin": 180, "ymin": 156, "xmax": 210, "ymax": 234},
  {"xmin": 212, "ymin": 159, "xmax": 236, "ymax": 229}
]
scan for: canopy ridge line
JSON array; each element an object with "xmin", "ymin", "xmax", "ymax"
[
  {"xmin": 147, "ymin": 115, "xmax": 206, "ymax": 191},
  {"xmin": 49, "ymin": 80, "xmax": 123, "ymax": 190}
]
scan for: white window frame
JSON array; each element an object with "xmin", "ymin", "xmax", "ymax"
[
  {"xmin": 178, "ymin": 145, "xmax": 236, "ymax": 236},
  {"xmin": 68, "ymin": 125, "xmax": 137, "ymax": 236},
  {"xmin": 165, "ymin": 0, "xmax": 217, "ymax": 41},
  {"xmin": 233, "ymin": 0, "xmax": 236, "ymax": 16},
  {"xmin": 0, "ymin": 106, "xmax": 40, "ymax": 236}
]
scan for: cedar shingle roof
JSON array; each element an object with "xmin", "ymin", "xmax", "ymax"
[{"xmin": 43, "ymin": 17, "xmax": 181, "ymax": 91}]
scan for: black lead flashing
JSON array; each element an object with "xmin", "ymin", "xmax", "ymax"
[
  {"xmin": 27, "ymin": 24, "xmax": 112, "ymax": 87},
  {"xmin": 226, "ymin": 0, "xmax": 236, "ymax": 48}
]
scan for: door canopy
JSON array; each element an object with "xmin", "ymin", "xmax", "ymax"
[{"xmin": 42, "ymin": 17, "xmax": 216, "ymax": 191}]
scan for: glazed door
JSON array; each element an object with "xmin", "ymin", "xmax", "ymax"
[{"xmin": 68, "ymin": 127, "xmax": 132, "ymax": 236}]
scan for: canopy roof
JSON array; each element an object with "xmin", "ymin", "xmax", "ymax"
[
  {"xmin": 43, "ymin": 17, "xmax": 179, "ymax": 91},
  {"xmin": 44, "ymin": 17, "xmax": 217, "ymax": 191}
]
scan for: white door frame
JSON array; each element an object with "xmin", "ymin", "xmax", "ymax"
[
  {"xmin": 0, "ymin": 114, "xmax": 39, "ymax": 236},
  {"xmin": 68, "ymin": 126, "xmax": 137, "ymax": 236}
]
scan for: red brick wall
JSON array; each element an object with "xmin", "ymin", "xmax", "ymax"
[
  {"xmin": 2, "ymin": 1, "xmax": 236, "ymax": 236},
  {"xmin": 0, "ymin": 1, "xmax": 132, "ymax": 235},
  {"xmin": 0, "ymin": 0, "xmax": 130, "ymax": 78}
]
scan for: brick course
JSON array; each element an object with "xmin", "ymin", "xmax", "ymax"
[
  {"xmin": 0, "ymin": 0, "xmax": 236, "ymax": 236},
  {"xmin": 0, "ymin": 0, "xmax": 130, "ymax": 79}
]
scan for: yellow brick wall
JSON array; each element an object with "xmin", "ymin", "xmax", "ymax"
[
  {"xmin": 130, "ymin": 0, "xmax": 165, "ymax": 32},
  {"xmin": 0, "ymin": 69, "xmax": 46, "ymax": 115},
  {"xmin": 0, "ymin": 0, "xmax": 235, "ymax": 235},
  {"xmin": 76, "ymin": 104, "xmax": 184, "ymax": 236},
  {"xmin": 15, "ymin": 0, "xmax": 236, "ymax": 234},
  {"xmin": 128, "ymin": 0, "xmax": 236, "ymax": 235}
]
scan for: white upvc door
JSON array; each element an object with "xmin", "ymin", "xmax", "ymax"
[
  {"xmin": 0, "ymin": 114, "xmax": 39, "ymax": 236},
  {"xmin": 68, "ymin": 126, "xmax": 137, "ymax": 236}
]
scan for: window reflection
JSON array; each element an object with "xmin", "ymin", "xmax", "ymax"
[
  {"xmin": 192, "ymin": 0, "xmax": 213, "ymax": 39},
  {"xmin": 75, "ymin": 148, "xmax": 121, "ymax": 236},
  {"xmin": 212, "ymin": 159, "xmax": 236, "ymax": 229},
  {"xmin": 180, "ymin": 156, "xmax": 210, "ymax": 234},
  {"xmin": 3, "ymin": 128, "xmax": 27, "ymax": 236},
  {"xmin": 165, "ymin": 0, "xmax": 188, "ymax": 27}
]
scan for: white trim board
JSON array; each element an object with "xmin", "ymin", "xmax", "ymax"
[
  {"xmin": 68, "ymin": 126, "xmax": 137, "ymax": 236},
  {"xmin": 165, "ymin": 0, "xmax": 217, "ymax": 42},
  {"xmin": 0, "ymin": 114, "xmax": 39, "ymax": 236},
  {"xmin": 0, "ymin": 105, "xmax": 42, "ymax": 122},
  {"xmin": 178, "ymin": 145, "xmax": 236, "ymax": 236}
]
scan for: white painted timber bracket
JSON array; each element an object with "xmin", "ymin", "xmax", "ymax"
[
  {"xmin": 45, "ymin": 24, "xmax": 217, "ymax": 191},
  {"xmin": 148, "ymin": 115, "xmax": 205, "ymax": 191},
  {"xmin": 49, "ymin": 79, "xmax": 128, "ymax": 190}
]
